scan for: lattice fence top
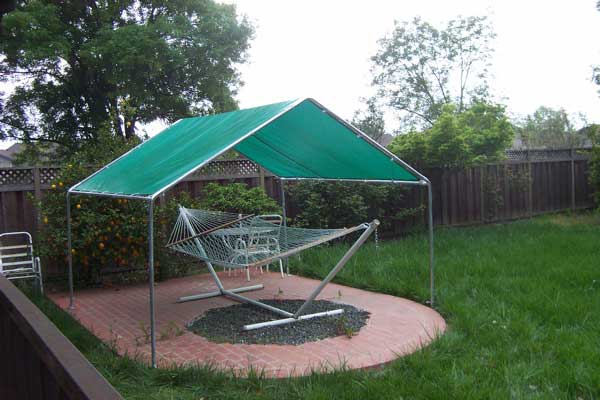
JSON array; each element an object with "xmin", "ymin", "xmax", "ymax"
[
  {"xmin": 190, "ymin": 159, "xmax": 273, "ymax": 179},
  {"xmin": 0, "ymin": 160, "xmax": 274, "ymax": 191},
  {"xmin": 505, "ymin": 147, "xmax": 591, "ymax": 162},
  {"xmin": 0, "ymin": 168, "xmax": 34, "ymax": 187},
  {"xmin": 40, "ymin": 167, "xmax": 61, "ymax": 184}
]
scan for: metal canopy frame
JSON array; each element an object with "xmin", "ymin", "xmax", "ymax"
[{"xmin": 65, "ymin": 98, "xmax": 435, "ymax": 369}]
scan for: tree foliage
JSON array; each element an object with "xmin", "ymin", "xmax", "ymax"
[
  {"xmin": 388, "ymin": 102, "xmax": 514, "ymax": 168},
  {"xmin": 515, "ymin": 107, "xmax": 588, "ymax": 148},
  {"xmin": 199, "ymin": 183, "xmax": 280, "ymax": 215},
  {"xmin": 0, "ymin": 0, "xmax": 253, "ymax": 154},
  {"xmin": 594, "ymin": 2, "xmax": 600, "ymax": 103},
  {"xmin": 371, "ymin": 16, "xmax": 495, "ymax": 130},
  {"xmin": 351, "ymin": 98, "xmax": 386, "ymax": 142},
  {"xmin": 36, "ymin": 134, "xmax": 205, "ymax": 285},
  {"xmin": 287, "ymin": 182, "xmax": 415, "ymax": 233}
]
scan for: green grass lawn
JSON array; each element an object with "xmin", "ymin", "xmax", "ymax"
[{"xmin": 32, "ymin": 213, "xmax": 600, "ymax": 399}]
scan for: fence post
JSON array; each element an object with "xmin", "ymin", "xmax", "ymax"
[
  {"xmin": 441, "ymin": 169, "xmax": 448, "ymax": 225},
  {"xmin": 527, "ymin": 150, "xmax": 533, "ymax": 217},
  {"xmin": 503, "ymin": 164, "xmax": 510, "ymax": 220},
  {"xmin": 570, "ymin": 147, "xmax": 576, "ymax": 211},
  {"xmin": 258, "ymin": 166, "xmax": 266, "ymax": 191},
  {"xmin": 479, "ymin": 165, "xmax": 485, "ymax": 223},
  {"xmin": 33, "ymin": 166, "xmax": 42, "ymax": 230}
]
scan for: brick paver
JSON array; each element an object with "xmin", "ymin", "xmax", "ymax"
[{"xmin": 49, "ymin": 271, "xmax": 446, "ymax": 378}]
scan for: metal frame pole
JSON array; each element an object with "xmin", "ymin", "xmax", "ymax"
[
  {"xmin": 66, "ymin": 192, "xmax": 74, "ymax": 309},
  {"xmin": 148, "ymin": 200, "xmax": 157, "ymax": 368},
  {"xmin": 426, "ymin": 181, "xmax": 435, "ymax": 306},
  {"xmin": 280, "ymin": 180, "xmax": 289, "ymax": 275}
]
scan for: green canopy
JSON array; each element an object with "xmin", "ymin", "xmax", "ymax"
[{"xmin": 71, "ymin": 98, "xmax": 425, "ymax": 198}]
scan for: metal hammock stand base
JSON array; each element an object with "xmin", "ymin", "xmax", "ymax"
[{"xmin": 167, "ymin": 207, "xmax": 379, "ymax": 331}]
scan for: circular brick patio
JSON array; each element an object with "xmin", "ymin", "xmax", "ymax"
[{"xmin": 50, "ymin": 271, "xmax": 446, "ymax": 378}]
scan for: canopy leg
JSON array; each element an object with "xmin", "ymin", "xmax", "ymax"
[
  {"xmin": 280, "ymin": 180, "xmax": 290, "ymax": 276},
  {"xmin": 66, "ymin": 192, "xmax": 74, "ymax": 310},
  {"xmin": 148, "ymin": 200, "xmax": 157, "ymax": 368},
  {"xmin": 426, "ymin": 181, "xmax": 435, "ymax": 307}
]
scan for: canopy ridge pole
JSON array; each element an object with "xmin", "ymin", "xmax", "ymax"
[
  {"xmin": 293, "ymin": 219, "xmax": 379, "ymax": 319},
  {"xmin": 426, "ymin": 180, "xmax": 435, "ymax": 307},
  {"xmin": 66, "ymin": 192, "xmax": 74, "ymax": 310},
  {"xmin": 148, "ymin": 200, "xmax": 157, "ymax": 368},
  {"xmin": 280, "ymin": 180, "xmax": 289, "ymax": 275}
]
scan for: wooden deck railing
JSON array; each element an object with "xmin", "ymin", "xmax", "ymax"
[{"xmin": 0, "ymin": 276, "xmax": 123, "ymax": 399}]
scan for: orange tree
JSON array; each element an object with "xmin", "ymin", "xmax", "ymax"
[
  {"xmin": 36, "ymin": 136, "xmax": 204, "ymax": 286},
  {"xmin": 37, "ymin": 138, "xmax": 281, "ymax": 286}
]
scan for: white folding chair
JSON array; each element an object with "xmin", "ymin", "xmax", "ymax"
[
  {"xmin": 248, "ymin": 214, "xmax": 285, "ymax": 278},
  {"xmin": 221, "ymin": 214, "xmax": 285, "ymax": 280},
  {"xmin": 0, "ymin": 232, "xmax": 43, "ymax": 294}
]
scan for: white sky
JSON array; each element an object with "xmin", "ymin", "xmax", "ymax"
[
  {"xmin": 227, "ymin": 0, "xmax": 600, "ymax": 125},
  {"xmin": 3, "ymin": 0, "xmax": 600, "ymax": 149}
]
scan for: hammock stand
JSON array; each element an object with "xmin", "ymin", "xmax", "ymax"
[{"xmin": 166, "ymin": 207, "xmax": 378, "ymax": 330}]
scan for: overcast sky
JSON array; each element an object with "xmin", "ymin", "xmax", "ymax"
[
  {"xmin": 225, "ymin": 0, "xmax": 600, "ymax": 127},
  {"xmin": 3, "ymin": 0, "xmax": 600, "ymax": 149}
]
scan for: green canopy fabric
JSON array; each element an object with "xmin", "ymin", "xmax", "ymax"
[{"xmin": 71, "ymin": 98, "xmax": 424, "ymax": 198}]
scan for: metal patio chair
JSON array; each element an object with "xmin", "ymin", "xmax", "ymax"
[
  {"xmin": 247, "ymin": 214, "xmax": 285, "ymax": 278},
  {"xmin": 220, "ymin": 214, "xmax": 285, "ymax": 280},
  {"xmin": 0, "ymin": 232, "xmax": 43, "ymax": 294}
]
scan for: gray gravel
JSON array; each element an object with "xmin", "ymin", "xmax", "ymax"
[{"xmin": 187, "ymin": 299, "xmax": 370, "ymax": 345}]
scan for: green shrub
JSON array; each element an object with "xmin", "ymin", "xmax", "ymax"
[
  {"xmin": 199, "ymin": 182, "xmax": 280, "ymax": 215},
  {"xmin": 36, "ymin": 136, "xmax": 203, "ymax": 286},
  {"xmin": 388, "ymin": 102, "xmax": 514, "ymax": 168},
  {"xmin": 286, "ymin": 181, "xmax": 418, "ymax": 233}
]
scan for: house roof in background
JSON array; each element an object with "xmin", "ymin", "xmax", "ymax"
[{"xmin": 0, "ymin": 143, "xmax": 23, "ymax": 161}]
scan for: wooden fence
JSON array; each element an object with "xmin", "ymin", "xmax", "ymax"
[
  {"xmin": 0, "ymin": 156, "xmax": 595, "ymax": 239},
  {"xmin": 399, "ymin": 159, "xmax": 594, "ymax": 233},
  {"xmin": 0, "ymin": 276, "xmax": 122, "ymax": 399}
]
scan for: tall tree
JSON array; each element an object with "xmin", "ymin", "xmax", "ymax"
[
  {"xmin": 351, "ymin": 97, "xmax": 386, "ymax": 142},
  {"xmin": 371, "ymin": 16, "xmax": 495, "ymax": 130},
  {"xmin": 516, "ymin": 107, "xmax": 587, "ymax": 148},
  {"xmin": 0, "ymin": 0, "xmax": 253, "ymax": 154}
]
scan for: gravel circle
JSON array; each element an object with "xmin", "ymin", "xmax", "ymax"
[{"xmin": 187, "ymin": 299, "xmax": 370, "ymax": 345}]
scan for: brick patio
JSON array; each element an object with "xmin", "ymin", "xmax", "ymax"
[{"xmin": 49, "ymin": 271, "xmax": 446, "ymax": 378}]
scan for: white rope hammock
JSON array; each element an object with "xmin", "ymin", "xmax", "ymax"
[
  {"xmin": 166, "ymin": 206, "xmax": 379, "ymax": 331},
  {"xmin": 166, "ymin": 207, "xmax": 368, "ymax": 270}
]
